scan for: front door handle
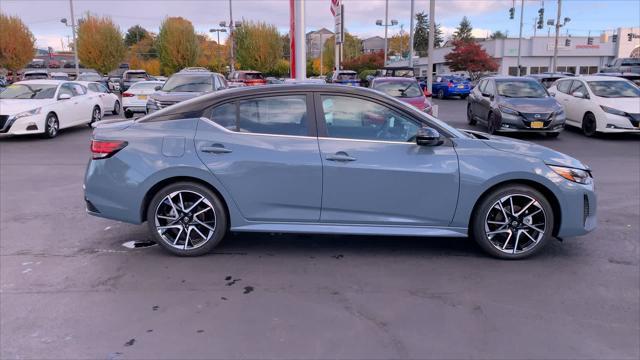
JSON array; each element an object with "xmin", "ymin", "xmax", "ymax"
[
  {"xmin": 326, "ymin": 151, "xmax": 356, "ymax": 162},
  {"xmin": 200, "ymin": 144, "xmax": 232, "ymax": 154}
]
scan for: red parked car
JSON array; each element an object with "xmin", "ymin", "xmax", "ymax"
[
  {"xmin": 228, "ymin": 70, "xmax": 267, "ymax": 86},
  {"xmin": 370, "ymin": 77, "xmax": 433, "ymax": 115}
]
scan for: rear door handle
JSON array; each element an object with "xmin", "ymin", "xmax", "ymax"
[
  {"xmin": 326, "ymin": 152, "xmax": 356, "ymax": 162},
  {"xmin": 200, "ymin": 144, "xmax": 232, "ymax": 154}
]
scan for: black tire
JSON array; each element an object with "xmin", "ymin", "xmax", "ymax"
[
  {"xmin": 112, "ymin": 100, "xmax": 121, "ymax": 115},
  {"xmin": 466, "ymin": 104, "xmax": 477, "ymax": 125},
  {"xmin": 546, "ymin": 132, "xmax": 560, "ymax": 138},
  {"xmin": 460, "ymin": 94, "xmax": 468, "ymax": 100},
  {"xmin": 89, "ymin": 106, "xmax": 101, "ymax": 126},
  {"xmin": 437, "ymin": 89, "xmax": 445, "ymax": 99},
  {"xmin": 471, "ymin": 184, "xmax": 554, "ymax": 259},
  {"xmin": 487, "ymin": 111, "xmax": 499, "ymax": 134},
  {"xmin": 147, "ymin": 182, "xmax": 228, "ymax": 257},
  {"xmin": 582, "ymin": 113, "xmax": 598, "ymax": 137},
  {"xmin": 43, "ymin": 113, "xmax": 59, "ymax": 139},
  {"xmin": 124, "ymin": 110, "xmax": 134, "ymax": 119}
]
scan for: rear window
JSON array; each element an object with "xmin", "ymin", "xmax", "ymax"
[
  {"xmin": 130, "ymin": 82, "xmax": 161, "ymax": 90},
  {"xmin": 162, "ymin": 74, "xmax": 214, "ymax": 92},
  {"xmin": 373, "ymin": 81, "xmax": 423, "ymax": 98},
  {"xmin": 125, "ymin": 72, "xmax": 148, "ymax": 80},
  {"xmin": 337, "ymin": 72, "xmax": 357, "ymax": 80},
  {"xmin": 244, "ymin": 73, "xmax": 264, "ymax": 80}
]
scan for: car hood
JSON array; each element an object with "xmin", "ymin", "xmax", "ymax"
[
  {"xmin": 462, "ymin": 129, "xmax": 588, "ymax": 169},
  {"xmin": 499, "ymin": 96, "xmax": 561, "ymax": 113},
  {"xmin": 150, "ymin": 91, "xmax": 205, "ymax": 102},
  {"xmin": 596, "ymin": 96, "xmax": 640, "ymax": 113},
  {"xmin": 397, "ymin": 96, "xmax": 426, "ymax": 109},
  {"xmin": 0, "ymin": 99, "xmax": 56, "ymax": 115}
]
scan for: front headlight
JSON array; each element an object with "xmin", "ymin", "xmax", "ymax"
[
  {"xmin": 498, "ymin": 105, "xmax": 519, "ymax": 115},
  {"xmin": 146, "ymin": 98, "xmax": 160, "ymax": 109},
  {"xmin": 548, "ymin": 165, "xmax": 592, "ymax": 185},
  {"xmin": 13, "ymin": 107, "xmax": 41, "ymax": 120},
  {"xmin": 600, "ymin": 105, "xmax": 626, "ymax": 117},
  {"xmin": 554, "ymin": 108, "xmax": 565, "ymax": 118}
]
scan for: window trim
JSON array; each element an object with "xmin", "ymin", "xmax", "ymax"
[{"xmin": 312, "ymin": 92, "xmax": 453, "ymax": 144}]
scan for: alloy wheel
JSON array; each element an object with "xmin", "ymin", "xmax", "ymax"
[
  {"xmin": 484, "ymin": 194, "xmax": 547, "ymax": 255},
  {"xmin": 92, "ymin": 107, "xmax": 102, "ymax": 123},
  {"xmin": 113, "ymin": 101, "xmax": 120, "ymax": 115},
  {"xmin": 47, "ymin": 115, "xmax": 58, "ymax": 137},
  {"xmin": 154, "ymin": 190, "xmax": 217, "ymax": 250}
]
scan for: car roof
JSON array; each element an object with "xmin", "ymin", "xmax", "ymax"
[
  {"xmin": 24, "ymin": 70, "xmax": 49, "ymax": 74},
  {"xmin": 129, "ymin": 80, "xmax": 163, "ymax": 86},
  {"xmin": 572, "ymin": 75, "xmax": 627, "ymax": 81},
  {"xmin": 372, "ymin": 77, "xmax": 418, "ymax": 83},
  {"xmin": 15, "ymin": 80, "xmax": 64, "ymax": 85},
  {"xmin": 337, "ymin": 70, "xmax": 357, "ymax": 73},
  {"xmin": 235, "ymin": 70, "xmax": 262, "ymax": 73},
  {"xmin": 173, "ymin": 71, "xmax": 220, "ymax": 76},
  {"xmin": 124, "ymin": 69, "xmax": 147, "ymax": 73},
  {"xmin": 487, "ymin": 76, "xmax": 537, "ymax": 81}
]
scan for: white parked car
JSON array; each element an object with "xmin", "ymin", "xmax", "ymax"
[
  {"xmin": 549, "ymin": 76, "xmax": 640, "ymax": 136},
  {"xmin": 0, "ymin": 80, "xmax": 102, "ymax": 138},
  {"xmin": 121, "ymin": 81, "xmax": 163, "ymax": 118},
  {"xmin": 79, "ymin": 81, "xmax": 121, "ymax": 115}
]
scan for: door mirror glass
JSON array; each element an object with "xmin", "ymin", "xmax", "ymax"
[
  {"xmin": 58, "ymin": 93, "xmax": 72, "ymax": 100},
  {"xmin": 416, "ymin": 126, "xmax": 443, "ymax": 146}
]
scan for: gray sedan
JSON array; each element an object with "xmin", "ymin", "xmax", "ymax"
[{"xmin": 84, "ymin": 84, "xmax": 596, "ymax": 259}]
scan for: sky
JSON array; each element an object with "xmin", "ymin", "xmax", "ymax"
[{"xmin": 1, "ymin": 0, "xmax": 639, "ymax": 51}]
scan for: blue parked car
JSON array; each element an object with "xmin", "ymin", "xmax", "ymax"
[
  {"xmin": 84, "ymin": 84, "xmax": 596, "ymax": 259},
  {"xmin": 330, "ymin": 70, "xmax": 360, "ymax": 86},
  {"xmin": 432, "ymin": 75, "xmax": 471, "ymax": 99}
]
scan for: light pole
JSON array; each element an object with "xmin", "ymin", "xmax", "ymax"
[
  {"xmin": 427, "ymin": 0, "xmax": 435, "ymax": 96},
  {"xmin": 376, "ymin": 0, "xmax": 398, "ymax": 65},
  {"xmin": 408, "ymin": 0, "xmax": 415, "ymax": 67},
  {"xmin": 516, "ymin": 0, "xmax": 524, "ymax": 76},
  {"xmin": 549, "ymin": 0, "xmax": 570, "ymax": 73},
  {"xmin": 60, "ymin": 0, "xmax": 79, "ymax": 78},
  {"xmin": 220, "ymin": 0, "xmax": 241, "ymax": 73},
  {"xmin": 209, "ymin": 28, "xmax": 227, "ymax": 60}
]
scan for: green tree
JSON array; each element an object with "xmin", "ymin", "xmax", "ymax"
[
  {"xmin": 452, "ymin": 16, "xmax": 474, "ymax": 42},
  {"xmin": 234, "ymin": 20, "xmax": 282, "ymax": 73},
  {"xmin": 76, "ymin": 14, "xmax": 126, "ymax": 74},
  {"xmin": 0, "ymin": 13, "xmax": 35, "ymax": 74},
  {"xmin": 156, "ymin": 17, "xmax": 200, "ymax": 74},
  {"xmin": 490, "ymin": 30, "xmax": 507, "ymax": 39},
  {"xmin": 413, "ymin": 12, "xmax": 444, "ymax": 57},
  {"xmin": 124, "ymin": 25, "xmax": 149, "ymax": 46},
  {"xmin": 322, "ymin": 32, "xmax": 362, "ymax": 70}
]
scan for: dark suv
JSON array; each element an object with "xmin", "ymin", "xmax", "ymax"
[{"xmin": 146, "ymin": 69, "xmax": 228, "ymax": 113}]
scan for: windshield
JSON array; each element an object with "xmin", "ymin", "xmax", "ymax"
[
  {"xmin": 337, "ymin": 72, "xmax": 357, "ymax": 81},
  {"xmin": 130, "ymin": 82, "xmax": 162, "ymax": 90},
  {"xmin": 24, "ymin": 74, "xmax": 48, "ymax": 80},
  {"xmin": 78, "ymin": 73, "xmax": 101, "ymax": 81},
  {"xmin": 587, "ymin": 81, "xmax": 640, "ymax": 97},
  {"xmin": 244, "ymin": 73, "xmax": 264, "ymax": 80},
  {"xmin": 0, "ymin": 84, "xmax": 57, "ymax": 99},
  {"xmin": 389, "ymin": 69, "xmax": 414, "ymax": 77},
  {"xmin": 162, "ymin": 75, "xmax": 213, "ymax": 92},
  {"xmin": 374, "ymin": 81, "xmax": 423, "ymax": 98},
  {"xmin": 496, "ymin": 80, "xmax": 547, "ymax": 98},
  {"xmin": 125, "ymin": 72, "xmax": 148, "ymax": 80}
]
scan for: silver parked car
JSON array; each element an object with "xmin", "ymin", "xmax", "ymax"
[{"xmin": 84, "ymin": 84, "xmax": 596, "ymax": 259}]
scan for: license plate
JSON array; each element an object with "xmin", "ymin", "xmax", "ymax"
[
  {"xmin": 531, "ymin": 121, "xmax": 544, "ymax": 128},
  {"xmin": 457, "ymin": 85, "xmax": 464, "ymax": 89},
  {"xmin": 137, "ymin": 95, "xmax": 147, "ymax": 100}
]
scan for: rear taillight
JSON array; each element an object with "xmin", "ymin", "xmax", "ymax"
[
  {"xmin": 448, "ymin": 82, "xmax": 454, "ymax": 88},
  {"xmin": 122, "ymin": 92, "xmax": 134, "ymax": 97},
  {"xmin": 91, "ymin": 140, "xmax": 127, "ymax": 159}
]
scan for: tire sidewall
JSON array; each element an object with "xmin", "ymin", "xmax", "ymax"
[
  {"xmin": 147, "ymin": 182, "xmax": 228, "ymax": 256},
  {"xmin": 43, "ymin": 113, "xmax": 58, "ymax": 138},
  {"xmin": 471, "ymin": 185, "xmax": 555, "ymax": 259},
  {"xmin": 582, "ymin": 113, "xmax": 597, "ymax": 137},
  {"xmin": 438, "ymin": 89, "xmax": 445, "ymax": 99},
  {"xmin": 467, "ymin": 104, "xmax": 477, "ymax": 125},
  {"xmin": 113, "ymin": 100, "xmax": 120, "ymax": 115}
]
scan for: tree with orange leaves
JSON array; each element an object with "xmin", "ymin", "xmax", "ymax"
[
  {"xmin": 76, "ymin": 13, "xmax": 126, "ymax": 74},
  {"xmin": 0, "ymin": 13, "xmax": 35, "ymax": 74}
]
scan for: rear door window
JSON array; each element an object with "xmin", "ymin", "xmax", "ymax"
[{"xmin": 237, "ymin": 95, "xmax": 308, "ymax": 136}]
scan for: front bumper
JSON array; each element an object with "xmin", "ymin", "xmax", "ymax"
[
  {"xmin": 554, "ymin": 178, "xmax": 597, "ymax": 238},
  {"xmin": 599, "ymin": 112, "xmax": 640, "ymax": 133},
  {"xmin": 498, "ymin": 111, "xmax": 565, "ymax": 133},
  {"xmin": 0, "ymin": 114, "xmax": 45, "ymax": 135}
]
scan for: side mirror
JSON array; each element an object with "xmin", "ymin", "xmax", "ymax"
[
  {"xmin": 549, "ymin": 91, "xmax": 556, "ymax": 97},
  {"xmin": 154, "ymin": 85, "xmax": 162, "ymax": 91},
  {"xmin": 58, "ymin": 93, "xmax": 72, "ymax": 100},
  {"xmin": 416, "ymin": 127, "xmax": 443, "ymax": 146},
  {"xmin": 423, "ymin": 89, "xmax": 432, "ymax": 97},
  {"xmin": 572, "ymin": 91, "xmax": 586, "ymax": 99}
]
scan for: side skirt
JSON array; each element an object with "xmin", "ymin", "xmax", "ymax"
[{"xmin": 231, "ymin": 223, "xmax": 468, "ymax": 237}]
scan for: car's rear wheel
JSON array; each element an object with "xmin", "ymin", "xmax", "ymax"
[
  {"xmin": 467, "ymin": 104, "xmax": 477, "ymax": 125},
  {"xmin": 43, "ymin": 113, "xmax": 59, "ymax": 138},
  {"xmin": 437, "ymin": 89, "xmax": 445, "ymax": 99},
  {"xmin": 487, "ymin": 111, "xmax": 499, "ymax": 134},
  {"xmin": 112, "ymin": 100, "xmax": 121, "ymax": 115},
  {"xmin": 147, "ymin": 182, "xmax": 228, "ymax": 256},
  {"xmin": 471, "ymin": 185, "xmax": 554, "ymax": 259},
  {"xmin": 124, "ymin": 109, "xmax": 133, "ymax": 119},
  {"xmin": 582, "ymin": 113, "xmax": 598, "ymax": 137},
  {"xmin": 460, "ymin": 94, "xmax": 468, "ymax": 100}
]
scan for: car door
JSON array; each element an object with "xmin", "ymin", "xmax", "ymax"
[
  {"xmin": 315, "ymin": 93, "xmax": 459, "ymax": 226},
  {"xmin": 477, "ymin": 79, "xmax": 494, "ymax": 122},
  {"xmin": 195, "ymin": 92, "xmax": 323, "ymax": 222},
  {"xmin": 564, "ymin": 80, "xmax": 590, "ymax": 123},
  {"xmin": 95, "ymin": 83, "xmax": 115, "ymax": 110},
  {"xmin": 67, "ymin": 82, "xmax": 94, "ymax": 125},
  {"xmin": 53, "ymin": 83, "xmax": 82, "ymax": 128},
  {"xmin": 470, "ymin": 79, "xmax": 486, "ymax": 116}
]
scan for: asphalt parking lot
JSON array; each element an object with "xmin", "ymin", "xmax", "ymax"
[{"xmin": 1, "ymin": 98, "xmax": 639, "ymax": 359}]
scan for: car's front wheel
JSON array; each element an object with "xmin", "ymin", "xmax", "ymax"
[
  {"xmin": 471, "ymin": 184, "xmax": 554, "ymax": 259},
  {"xmin": 467, "ymin": 104, "xmax": 477, "ymax": 125},
  {"xmin": 147, "ymin": 182, "xmax": 228, "ymax": 256},
  {"xmin": 487, "ymin": 111, "xmax": 499, "ymax": 134},
  {"xmin": 582, "ymin": 112, "xmax": 598, "ymax": 137},
  {"xmin": 437, "ymin": 89, "xmax": 445, "ymax": 99},
  {"xmin": 89, "ymin": 106, "xmax": 101, "ymax": 126},
  {"xmin": 43, "ymin": 113, "xmax": 59, "ymax": 138}
]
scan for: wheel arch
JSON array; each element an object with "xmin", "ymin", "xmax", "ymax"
[
  {"xmin": 140, "ymin": 176, "xmax": 231, "ymax": 227},
  {"xmin": 469, "ymin": 179, "xmax": 562, "ymax": 237}
]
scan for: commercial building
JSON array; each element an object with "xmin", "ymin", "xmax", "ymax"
[
  {"xmin": 305, "ymin": 28, "xmax": 334, "ymax": 58},
  {"xmin": 390, "ymin": 27, "xmax": 640, "ymax": 77},
  {"xmin": 362, "ymin": 36, "xmax": 387, "ymax": 54}
]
